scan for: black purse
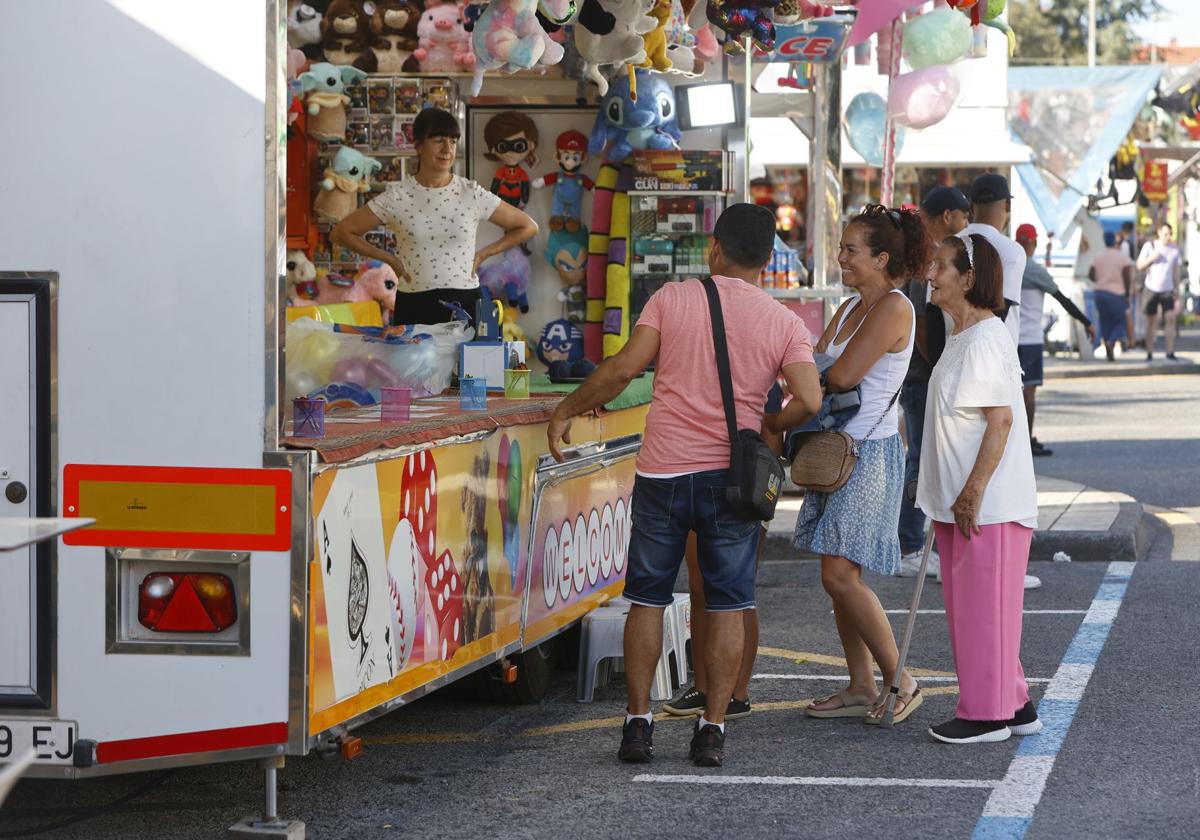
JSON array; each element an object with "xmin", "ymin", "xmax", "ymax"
[{"xmin": 701, "ymin": 277, "xmax": 786, "ymax": 522}]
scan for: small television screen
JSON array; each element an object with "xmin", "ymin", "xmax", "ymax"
[{"xmin": 677, "ymin": 82, "xmax": 741, "ymax": 130}]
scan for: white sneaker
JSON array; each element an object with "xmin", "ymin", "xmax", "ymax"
[
  {"xmin": 899, "ymin": 549, "xmax": 941, "ymax": 578},
  {"xmin": 1024, "ymin": 574, "xmax": 1042, "ymax": 590}
]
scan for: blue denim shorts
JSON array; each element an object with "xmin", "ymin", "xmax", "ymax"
[{"xmin": 623, "ymin": 470, "xmax": 760, "ymax": 611}]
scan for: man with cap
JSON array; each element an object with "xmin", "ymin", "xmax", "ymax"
[
  {"xmin": 962, "ymin": 173, "xmax": 1025, "ymax": 346},
  {"xmin": 532, "ymin": 129, "xmax": 595, "ymax": 232},
  {"xmin": 895, "ymin": 186, "xmax": 968, "ymax": 578},
  {"xmin": 1015, "ymin": 223, "xmax": 1095, "ymax": 458}
]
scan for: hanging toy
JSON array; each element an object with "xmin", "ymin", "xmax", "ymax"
[
  {"xmin": 300, "ymin": 62, "xmax": 368, "ymax": 142},
  {"xmin": 950, "ymin": 0, "xmax": 1016, "ymax": 55},
  {"xmin": 478, "ymin": 248, "xmax": 533, "ymax": 313},
  {"xmin": 902, "ymin": 7, "xmax": 971, "ymax": 70},
  {"xmin": 314, "ymin": 146, "xmax": 382, "ymax": 223},
  {"xmin": 588, "ymin": 69, "xmax": 681, "ymax": 163},
  {"xmin": 532, "ymin": 130, "xmax": 595, "ymax": 232},
  {"xmin": 412, "ymin": 1, "xmax": 475, "ymax": 72},
  {"xmin": 706, "ymin": 0, "xmax": 783, "ymax": 55},
  {"xmin": 470, "ymin": 0, "xmax": 566, "ymax": 96},
  {"xmin": 574, "ymin": 0, "xmax": 658, "ymax": 97},
  {"xmin": 888, "ymin": 65, "xmax": 961, "ymax": 130},
  {"xmin": 639, "ymin": 0, "xmax": 676, "ymax": 72},
  {"xmin": 845, "ymin": 91, "xmax": 904, "ymax": 168}
]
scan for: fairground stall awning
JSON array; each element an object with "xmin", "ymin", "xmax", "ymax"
[{"xmin": 1009, "ymin": 66, "xmax": 1163, "ymax": 236}]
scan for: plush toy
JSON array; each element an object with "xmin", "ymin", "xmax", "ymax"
[
  {"xmin": 369, "ymin": 0, "xmax": 422, "ymax": 72},
  {"xmin": 588, "ymin": 70, "xmax": 681, "ymax": 163},
  {"xmin": 484, "ymin": 111, "xmax": 539, "ymax": 211},
  {"xmin": 413, "ymin": 3, "xmax": 475, "ymax": 72},
  {"xmin": 301, "ymin": 62, "xmax": 368, "ymax": 141},
  {"xmin": 639, "ymin": 0, "xmax": 675, "ymax": 72},
  {"xmin": 286, "ymin": 249, "xmax": 318, "ymax": 303},
  {"xmin": 321, "ymin": 0, "xmax": 379, "ymax": 72},
  {"xmin": 950, "ymin": 0, "xmax": 1015, "ymax": 54},
  {"xmin": 707, "ymin": 0, "xmax": 783, "ymax": 54},
  {"xmin": 501, "ymin": 304, "xmax": 529, "ymax": 347},
  {"xmin": 469, "ymin": 0, "xmax": 565, "ymax": 96},
  {"xmin": 478, "ymin": 247, "xmax": 532, "ymax": 313},
  {"xmin": 544, "ymin": 226, "xmax": 589, "ymax": 322},
  {"xmin": 287, "ymin": 1, "xmax": 324, "ymax": 51},
  {"xmin": 287, "ymin": 49, "xmax": 308, "ymax": 128},
  {"xmin": 536, "ymin": 318, "xmax": 585, "ymax": 367},
  {"xmin": 532, "ymin": 130, "xmax": 594, "ymax": 231},
  {"xmin": 574, "ymin": 0, "xmax": 657, "ymax": 96},
  {"xmin": 355, "ymin": 260, "xmax": 401, "ymax": 323},
  {"xmin": 292, "ymin": 261, "xmax": 399, "ymax": 318},
  {"xmin": 660, "ymin": 0, "xmax": 702, "ymax": 76},
  {"xmin": 314, "ymin": 146, "xmax": 382, "ymax": 223}
]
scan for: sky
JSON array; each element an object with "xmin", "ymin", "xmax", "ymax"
[{"xmin": 1130, "ymin": 0, "xmax": 1200, "ymax": 46}]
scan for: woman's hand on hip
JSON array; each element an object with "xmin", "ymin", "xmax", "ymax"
[
  {"xmin": 387, "ymin": 254, "xmax": 413, "ymax": 285},
  {"xmin": 951, "ymin": 483, "xmax": 983, "ymax": 540},
  {"xmin": 472, "ymin": 248, "xmax": 491, "ymax": 276}
]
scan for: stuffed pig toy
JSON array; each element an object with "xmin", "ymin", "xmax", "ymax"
[
  {"xmin": 413, "ymin": 2, "xmax": 475, "ymax": 72},
  {"xmin": 314, "ymin": 146, "xmax": 382, "ymax": 223},
  {"xmin": 301, "ymin": 62, "xmax": 368, "ymax": 141}
]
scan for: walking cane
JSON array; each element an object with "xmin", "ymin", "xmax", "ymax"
[{"xmin": 880, "ymin": 524, "xmax": 935, "ymax": 728}]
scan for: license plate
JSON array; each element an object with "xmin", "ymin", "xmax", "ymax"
[{"xmin": 0, "ymin": 719, "xmax": 77, "ymax": 765}]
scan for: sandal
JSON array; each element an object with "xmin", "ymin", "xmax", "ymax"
[
  {"xmin": 865, "ymin": 685, "xmax": 922, "ymax": 725},
  {"xmin": 805, "ymin": 688, "xmax": 879, "ymax": 719}
]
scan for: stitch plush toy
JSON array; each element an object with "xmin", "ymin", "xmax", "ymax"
[
  {"xmin": 368, "ymin": 0, "xmax": 422, "ymax": 72},
  {"xmin": 321, "ymin": 0, "xmax": 379, "ymax": 71},
  {"xmin": 413, "ymin": 2, "xmax": 475, "ymax": 72},
  {"xmin": 477, "ymin": 247, "xmax": 532, "ymax": 313},
  {"xmin": 706, "ymin": 0, "xmax": 782, "ymax": 53},
  {"xmin": 588, "ymin": 70, "xmax": 681, "ymax": 163},
  {"xmin": 301, "ymin": 62, "xmax": 368, "ymax": 141},
  {"xmin": 313, "ymin": 146, "xmax": 382, "ymax": 223},
  {"xmin": 532, "ymin": 130, "xmax": 594, "ymax": 231},
  {"xmin": 469, "ymin": 0, "xmax": 565, "ymax": 96},
  {"xmin": 574, "ymin": 0, "xmax": 657, "ymax": 96}
]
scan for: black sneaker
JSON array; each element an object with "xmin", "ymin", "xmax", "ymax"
[
  {"xmin": 725, "ymin": 696, "xmax": 752, "ymax": 720},
  {"xmin": 689, "ymin": 722, "xmax": 725, "ymax": 767},
  {"xmin": 618, "ymin": 717, "xmax": 654, "ymax": 763},
  {"xmin": 1166, "ymin": 352, "xmax": 1180, "ymax": 361},
  {"xmin": 663, "ymin": 686, "xmax": 705, "ymax": 716},
  {"xmin": 1030, "ymin": 438, "xmax": 1053, "ymax": 457},
  {"xmin": 929, "ymin": 717, "xmax": 1011, "ymax": 744},
  {"xmin": 1005, "ymin": 701, "xmax": 1043, "ymax": 736},
  {"xmin": 1147, "ymin": 351, "xmax": 1154, "ymax": 361}
]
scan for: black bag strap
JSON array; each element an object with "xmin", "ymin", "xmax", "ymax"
[{"xmin": 700, "ymin": 277, "xmax": 741, "ymax": 477}]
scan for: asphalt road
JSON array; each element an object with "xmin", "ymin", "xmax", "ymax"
[{"xmin": 2, "ymin": 368, "xmax": 1197, "ymax": 840}]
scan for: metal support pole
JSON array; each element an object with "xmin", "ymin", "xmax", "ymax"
[
  {"xmin": 264, "ymin": 763, "xmax": 278, "ymax": 821},
  {"xmin": 808, "ymin": 61, "xmax": 842, "ymax": 294},
  {"xmin": 1087, "ymin": 0, "xmax": 1097, "ymax": 67},
  {"xmin": 743, "ymin": 34, "xmax": 753, "ymax": 203}
]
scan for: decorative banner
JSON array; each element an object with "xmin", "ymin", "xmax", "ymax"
[
  {"xmin": 847, "ymin": 0, "xmax": 925, "ymax": 47},
  {"xmin": 763, "ymin": 17, "xmax": 855, "ymax": 63},
  {"xmin": 1143, "ymin": 161, "xmax": 1169, "ymax": 202}
]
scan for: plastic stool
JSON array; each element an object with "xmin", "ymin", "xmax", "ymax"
[
  {"xmin": 665, "ymin": 593, "xmax": 692, "ymax": 688},
  {"xmin": 576, "ymin": 606, "xmax": 675, "ymax": 703}
]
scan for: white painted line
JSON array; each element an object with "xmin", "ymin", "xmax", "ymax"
[
  {"xmin": 1084, "ymin": 600, "xmax": 1121, "ymax": 624},
  {"xmin": 982, "ymin": 756, "xmax": 1056, "ymax": 818},
  {"xmin": 636, "ymin": 774, "xmax": 997, "ymax": 789},
  {"xmin": 879, "ymin": 609, "xmax": 1086, "ymax": 615},
  {"xmin": 752, "ymin": 674, "xmax": 1051, "ymax": 684},
  {"xmin": 1108, "ymin": 561, "xmax": 1136, "ymax": 577},
  {"xmin": 1042, "ymin": 663, "xmax": 1094, "ymax": 701}
]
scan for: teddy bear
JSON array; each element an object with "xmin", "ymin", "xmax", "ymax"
[
  {"xmin": 469, "ymin": 0, "xmax": 565, "ymax": 96},
  {"xmin": 313, "ymin": 146, "xmax": 382, "ymax": 223},
  {"xmin": 413, "ymin": 2, "xmax": 475, "ymax": 72},
  {"xmin": 574, "ymin": 0, "xmax": 657, "ymax": 96},
  {"xmin": 321, "ymin": 0, "xmax": 379, "ymax": 72},
  {"xmin": 369, "ymin": 0, "xmax": 422, "ymax": 72},
  {"xmin": 706, "ymin": 0, "xmax": 783, "ymax": 54},
  {"xmin": 301, "ymin": 62, "xmax": 368, "ymax": 141}
]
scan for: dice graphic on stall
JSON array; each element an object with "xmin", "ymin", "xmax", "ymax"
[
  {"xmin": 401, "ymin": 450, "xmax": 438, "ymax": 566},
  {"xmin": 424, "ymin": 550, "xmax": 464, "ymax": 661}
]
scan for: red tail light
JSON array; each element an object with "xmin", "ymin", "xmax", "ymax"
[{"xmin": 138, "ymin": 572, "xmax": 237, "ymax": 632}]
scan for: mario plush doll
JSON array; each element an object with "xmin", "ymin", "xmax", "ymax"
[{"xmin": 533, "ymin": 130, "xmax": 595, "ymax": 232}]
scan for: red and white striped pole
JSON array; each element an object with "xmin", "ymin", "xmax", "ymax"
[{"xmin": 880, "ymin": 18, "xmax": 904, "ymax": 206}]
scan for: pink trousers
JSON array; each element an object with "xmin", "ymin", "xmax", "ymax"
[{"xmin": 935, "ymin": 521, "xmax": 1033, "ymax": 721}]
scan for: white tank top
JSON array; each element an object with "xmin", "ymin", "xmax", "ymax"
[{"xmin": 826, "ymin": 289, "xmax": 914, "ymax": 440}]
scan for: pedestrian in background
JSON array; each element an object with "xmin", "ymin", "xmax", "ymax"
[
  {"xmin": 897, "ymin": 186, "xmax": 969, "ymax": 579},
  {"xmin": 795, "ymin": 204, "xmax": 926, "ymax": 725},
  {"xmin": 547, "ymin": 204, "xmax": 822, "ymax": 767},
  {"xmin": 1014, "ymin": 224, "xmax": 1095, "ymax": 462},
  {"xmin": 962, "ymin": 174, "xmax": 1026, "ymax": 347},
  {"xmin": 918, "ymin": 232, "xmax": 1041, "ymax": 745},
  {"xmin": 1089, "ymin": 231, "xmax": 1135, "ymax": 361},
  {"xmin": 1137, "ymin": 223, "xmax": 1183, "ymax": 361}
]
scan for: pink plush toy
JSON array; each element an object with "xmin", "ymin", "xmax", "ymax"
[
  {"xmin": 413, "ymin": 2, "xmax": 475, "ymax": 72},
  {"xmin": 291, "ymin": 261, "xmax": 399, "ymax": 323}
]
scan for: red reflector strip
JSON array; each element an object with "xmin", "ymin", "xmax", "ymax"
[{"xmin": 96, "ymin": 722, "xmax": 288, "ymax": 764}]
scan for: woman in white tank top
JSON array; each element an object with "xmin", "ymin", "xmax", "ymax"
[{"xmin": 793, "ymin": 204, "xmax": 928, "ymax": 726}]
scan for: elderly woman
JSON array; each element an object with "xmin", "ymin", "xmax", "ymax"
[{"xmin": 918, "ymin": 233, "xmax": 1041, "ymax": 744}]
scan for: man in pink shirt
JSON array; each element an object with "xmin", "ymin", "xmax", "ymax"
[{"xmin": 548, "ymin": 204, "xmax": 821, "ymax": 767}]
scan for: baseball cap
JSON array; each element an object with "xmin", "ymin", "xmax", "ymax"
[
  {"xmin": 920, "ymin": 186, "xmax": 969, "ymax": 216},
  {"xmin": 969, "ymin": 173, "xmax": 1014, "ymax": 204},
  {"xmin": 556, "ymin": 129, "xmax": 587, "ymax": 152},
  {"xmin": 1015, "ymin": 223, "xmax": 1038, "ymax": 242}
]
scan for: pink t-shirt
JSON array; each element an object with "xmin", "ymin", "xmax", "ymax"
[
  {"xmin": 1090, "ymin": 247, "xmax": 1133, "ymax": 295},
  {"xmin": 636, "ymin": 276, "xmax": 815, "ymax": 474}
]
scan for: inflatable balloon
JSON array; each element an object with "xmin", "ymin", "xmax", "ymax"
[
  {"xmin": 902, "ymin": 8, "xmax": 971, "ymax": 70},
  {"xmin": 845, "ymin": 92, "xmax": 904, "ymax": 168},
  {"xmin": 888, "ymin": 65, "xmax": 961, "ymax": 130},
  {"xmin": 289, "ymin": 326, "xmax": 340, "ymax": 379},
  {"xmin": 330, "ymin": 356, "xmax": 370, "ymax": 387}
]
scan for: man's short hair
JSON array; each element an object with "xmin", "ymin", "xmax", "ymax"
[
  {"xmin": 713, "ymin": 203, "xmax": 776, "ymax": 268},
  {"xmin": 1103, "ymin": 231, "xmax": 1117, "ymax": 247},
  {"xmin": 1120, "ymin": 221, "xmax": 1134, "ymax": 232}
]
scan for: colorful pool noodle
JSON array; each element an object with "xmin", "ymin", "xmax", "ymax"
[
  {"xmin": 603, "ymin": 186, "xmax": 631, "ymax": 358},
  {"xmin": 585, "ymin": 163, "xmax": 620, "ymax": 361}
]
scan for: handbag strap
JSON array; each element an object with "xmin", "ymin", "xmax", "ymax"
[
  {"xmin": 700, "ymin": 277, "xmax": 742, "ymax": 477},
  {"xmin": 856, "ymin": 385, "xmax": 903, "ymax": 447}
]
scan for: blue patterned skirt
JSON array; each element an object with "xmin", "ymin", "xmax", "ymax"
[{"xmin": 793, "ymin": 433, "xmax": 905, "ymax": 576}]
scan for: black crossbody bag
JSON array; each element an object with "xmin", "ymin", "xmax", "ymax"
[{"xmin": 701, "ymin": 277, "xmax": 786, "ymax": 522}]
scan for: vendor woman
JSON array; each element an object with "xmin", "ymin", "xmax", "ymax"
[{"xmin": 331, "ymin": 108, "xmax": 538, "ymax": 326}]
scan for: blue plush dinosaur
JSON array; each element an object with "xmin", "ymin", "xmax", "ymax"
[{"xmin": 588, "ymin": 69, "xmax": 682, "ymax": 163}]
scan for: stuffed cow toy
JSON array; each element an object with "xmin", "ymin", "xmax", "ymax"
[{"xmin": 574, "ymin": 0, "xmax": 657, "ymax": 96}]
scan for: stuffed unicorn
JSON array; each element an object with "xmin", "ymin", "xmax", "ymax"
[
  {"xmin": 588, "ymin": 70, "xmax": 681, "ymax": 163},
  {"xmin": 478, "ymin": 247, "xmax": 532, "ymax": 313},
  {"xmin": 470, "ymin": 0, "xmax": 566, "ymax": 96}
]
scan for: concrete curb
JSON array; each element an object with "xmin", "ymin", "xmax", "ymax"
[
  {"xmin": 1030, "ymin": 500, "xmax": 1151, "ymax": 563},
  {"xmin": 1044, "ymin": 361, "xmax": 1200, "ymax": 379}
]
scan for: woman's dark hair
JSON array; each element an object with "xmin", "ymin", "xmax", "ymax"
[
  {"xmin": 413, "ymin": 108, "xmax": 461, "ymax": 145},
  {"xmin": 944, "ymin": 234, "xmax": 1004, "ymax": 311},
  {"xmin": 849, "ymin": 204, "xmax": 931, "ymax": 281}
]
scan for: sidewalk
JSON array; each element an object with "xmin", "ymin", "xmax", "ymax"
[
  {"xmin": 1044, "ymin": 323, "xmax": 1200, "ymax": 379},
  {"xmin": 764, "ymin": 474, "xmax": 1148, "ymax": 563}
]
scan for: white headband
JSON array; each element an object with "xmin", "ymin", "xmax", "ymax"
[{"xmin": 956, "ymin": 232, "xmax": 975, "ymax": 270}]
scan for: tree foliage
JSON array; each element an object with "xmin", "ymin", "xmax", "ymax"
[{"xmin": 1007, "ymin": 0, "xmax": 1162, "ymax": 65}]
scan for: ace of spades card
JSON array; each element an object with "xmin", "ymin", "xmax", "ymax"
[{"xmin": 318, "ymin": 469, "xmax": 397, "ymax": 700}]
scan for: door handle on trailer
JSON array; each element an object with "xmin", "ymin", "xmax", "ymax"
[{"xmin": 4, "ymin": 481, "xmax": 27, "ymax": 504}]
